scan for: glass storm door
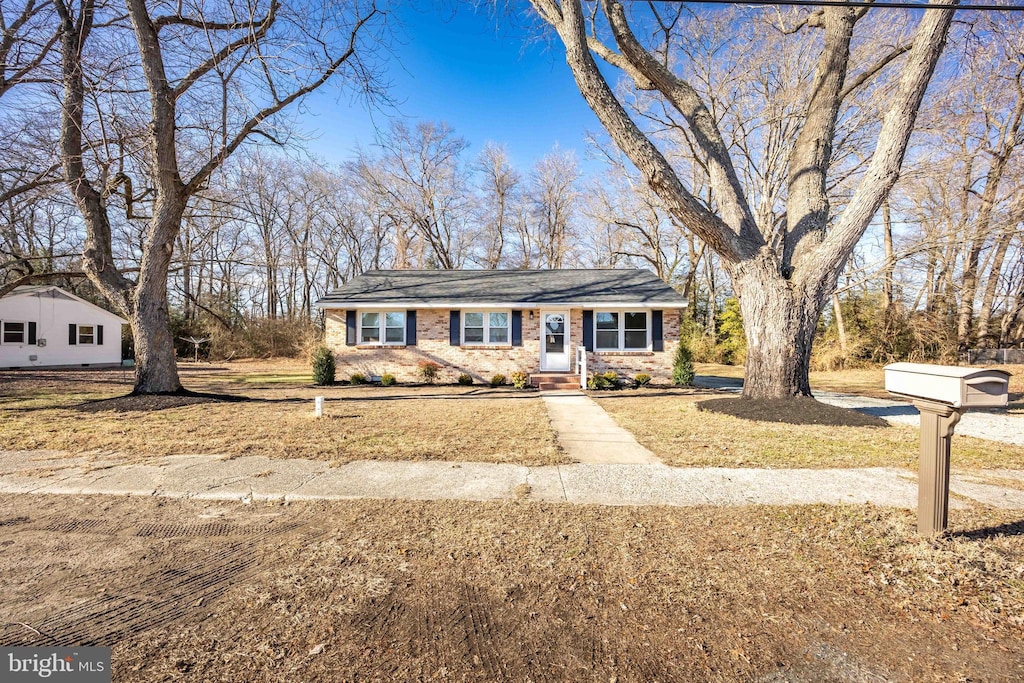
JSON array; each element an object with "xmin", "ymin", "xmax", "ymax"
[{"xmin": 540, "ymin": 311, "xmax": 570, "ymax": 371}]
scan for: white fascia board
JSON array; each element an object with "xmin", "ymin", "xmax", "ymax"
[
  {"xmin": 14, "ymin": 286, "xmax": 130, "ymax": 324},
  {"xmin": 317, "ymin": 301, "xmax": 688, "ymax": 310}
]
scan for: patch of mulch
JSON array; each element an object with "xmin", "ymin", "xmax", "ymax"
[
  {"xmin": 73, "ymin": 391, "xmax": 250, "ymax": 413},
  {"xmin": 696, "ymin": 396, "xmax": 889, "ymax": 427}
]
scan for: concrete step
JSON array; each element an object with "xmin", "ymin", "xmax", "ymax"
[
  {"xmin": 538, "ymin": 382, "xmax": 583, "ymax": 391},
  {"xmin": 532, "ymin": 373, "xmax": 582, "ymax": 391}
]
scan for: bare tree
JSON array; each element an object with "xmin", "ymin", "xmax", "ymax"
[
  {"xmin": 52, "ymin": 0, "xmax": 385, "ymax": 393},
  {"xmin": 474, "ymin": 143, "xmax": 520, "ymax": 269},
  {"xmin": 354, "ymin": 121, "xmax": 473, "ymax": 270},
  {"xmin": 526, "ymin": 0, "xmax": 957, "ymax": 398},
  {"xmin": 529, "ymin": 146, "xmax": 581, "ymax": 268}
]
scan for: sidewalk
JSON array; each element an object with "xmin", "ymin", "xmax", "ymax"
[{"xmin": 2, "ymin": 450, "xmax": 1023, "ymax": 509}]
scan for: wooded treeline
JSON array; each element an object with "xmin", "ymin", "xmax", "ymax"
[{"xmin": 1, "ymin": 2, "xmax": 1021, "ymax": 365}]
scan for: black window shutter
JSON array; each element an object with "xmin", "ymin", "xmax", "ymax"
[
  {"xmin": 449, "ymin": 310, "xmax": 460, "ymax": 346},
  {"xmin": 97, "ymin": 324, "xmax": 104, "ymax": 345},
  {"xmin": 345, "ymin": 311, "xmax": 356, "ymax": 346},
  {"xmin": 406, "ymin": 310, "xmax": 417, "ymax": 346},
  {"xmin": 69, "ymin": 324, "xmax": 77, "ymax": 345},
  {"xmin": 28, "ymin": 322, "xmax": 37, "ymax": 345},
  {"xmin": 652, "ymin": 310, "xmax": 664, "ymax": 351},
  {"xmin": 582, "ymin": 310, "xmax": 594, "ymax": 352},
  {"xmin": 511, "ymin": 310, "xmax": 522, "ymax": 347}
]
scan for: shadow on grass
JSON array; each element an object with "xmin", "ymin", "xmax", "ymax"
[
  {"xmin": 48, "ymin": 386, "xmax": 540, "ymax": 413},
  {"xmin": 952, "ymin": 519, "xmax": 1024, "ymax": 540}
]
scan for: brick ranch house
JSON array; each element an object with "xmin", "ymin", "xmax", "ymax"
[{"xmin": 315, "ymin": 269, "xmax": 687, "ymax": 387}]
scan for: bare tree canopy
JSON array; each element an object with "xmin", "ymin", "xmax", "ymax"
[
  {"xmin": 525, "ymin": 0, "xmax": 958, "ymax": 398},
  {"xmin": 46, "ymin": 0, "xmax": 387, "ymax": 393}
]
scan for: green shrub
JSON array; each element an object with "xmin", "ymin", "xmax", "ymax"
[
  {"xmin": 349, "ymin": 372, "xmax": 367, "ymax": 385},
  {"xmin": 490, "ymin": 373, "xmax": 506, "ymax": 387},
  {"xmin": 310, "ymin": 346, "xmax": 335, "ymax": 386},
  {"xmin": 417, "ymin": 360, "xmax": 441, "ymax": 383},
  {"xmin": 510, "ymin": 371, "xmax": 530, "ymax": 390},
  {"xmin": 602, "ymin": 370, "xmax": 620, "ymax": 387},
  {"xmin": 716, "ymin": 297, "xmax": 746, "ymax": 364},
  {"xmin": 633, "ymin": 373, "xmax": 652, "ymax": 388},
  {"xmin": 673, "ymin": 341, "xmax": 695, "ymax": 386},
  {"xmin": 457, "ymin": 373, "xmax": 474, "ymax": 386},
  {"xmin": 587, "ymin": 373, "xmax": 610, "ymax": 390},
  {"xmin": 380, "ymin": 373, "xmax": 396, "ymax": 386}
]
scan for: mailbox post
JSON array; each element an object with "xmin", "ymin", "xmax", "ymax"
[{"xmin": 884, "ymin": 363, "xmax": 1010, "ymax": 536}]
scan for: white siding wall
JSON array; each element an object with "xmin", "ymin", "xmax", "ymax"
[{"xmin": 0, "ymin": 290, "xmax": 126, "ymax": 368}]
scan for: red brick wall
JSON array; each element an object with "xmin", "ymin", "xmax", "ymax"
[{"xmin": 324, "ymin": 308, "xmax": 682, "ymax": 384}]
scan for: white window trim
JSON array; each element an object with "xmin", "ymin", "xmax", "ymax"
[
  {"xmin": 357, "ymin": 310, "xmax": 406, "ymax": 346},
  {"xmin": 461, "ymin": 310, "xmax": 512, "ymax": 346},
  {"xmin": 76, "ymin": 324, "xmax": 96, "ymax": 345},
  {"xmin": 1, "ymin": 320, "xmax": 28, "ymax": 345},
  {"xmin": 594, "ymin": 310, "xmax": 651, "ymax": 352}
]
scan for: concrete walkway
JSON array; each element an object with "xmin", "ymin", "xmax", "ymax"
[
  {"xmin": 541, "ymin": 392, "xmax": 661, "ymax": 464},
  {"xmin": 2, "ymin": 450, "xmax": 1023, "ymax": 509}
]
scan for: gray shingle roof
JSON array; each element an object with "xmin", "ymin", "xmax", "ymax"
[{"xmin": 315, "ymin": 269, "xmax": 686, "ymax": 308}]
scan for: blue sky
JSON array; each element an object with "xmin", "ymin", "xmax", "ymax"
[{"xmin": 298, "ymin": 2, "xmax": 606, "ymax": 172}]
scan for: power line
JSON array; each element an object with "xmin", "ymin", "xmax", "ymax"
[{"xmin": 641, "ymin": 0, "xmax": 1024, "ymax": 11}]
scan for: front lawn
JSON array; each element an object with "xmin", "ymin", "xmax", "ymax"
[
  {"xmin": 593, "ymin": 390, "xmax": 1024, "ymax": 469},
  {"xmin": 0, "ymin": 362, "xmax": 565, "ymax": 466}
]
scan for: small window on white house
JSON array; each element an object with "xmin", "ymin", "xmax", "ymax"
[
  {"xmin": 359, "ymin": 311, "xmax": 405, "ymax": 345},
  {"xmin": 2, "ymin": 321, "xmax": 26, "ymax": 344},
  {"xmin": 595, "ymin": 311, "xmax": 649, "ymax": 351},
  {"xmin": 462, "ymin": 311, "xmax": 510, "ymax": 345},
  {"xmin": 78, "ymin": 325, "xmax": 95, "ymax": 345}
]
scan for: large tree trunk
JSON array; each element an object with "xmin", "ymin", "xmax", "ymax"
[
  {"xmin": 731, "ymin": 252, "xmax": 825, "ymax": 399},
  {"xmin": 131, "ymin": 287, "xmax": 182, "ymax": 394}
]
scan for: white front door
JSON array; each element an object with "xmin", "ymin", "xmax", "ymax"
[{"xmin": 540, "ymin": 311, "xmax": 570, "ymax": 371}]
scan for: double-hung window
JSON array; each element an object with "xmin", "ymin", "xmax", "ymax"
[
  {"xmin": 359, "ymin": 311, "xmax": 405, "ymax": 345},
  {"xmin": 2, "ymin": 321, "xmax": 26, "ymax": 344},
  {"xmin": 463, "ymin": 311, "xmax": 510, "ymax": 345},
  {"xmin": 594, "ymin": 311, "xmax": 649, "ymax": 351},
  {"xmin": 77, "ymin": 325, "xmax": 95, "ymax": 345}
]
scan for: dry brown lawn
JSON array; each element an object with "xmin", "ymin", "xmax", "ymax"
[
  {"xmin": 594, "ymin": 389, "xmax": 1024, "ymax": 469},
  {"xmin": 0, "ymin": 362, "xmax": 564, "ymax": 466},
  {"xmin": 0, "ymin": 494, "xmax": 1021, "ymax": 681}
]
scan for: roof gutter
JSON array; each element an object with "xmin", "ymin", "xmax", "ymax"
[{"xmin": 314, "ymin": 301, "xmax": 688, "ymax": 310}]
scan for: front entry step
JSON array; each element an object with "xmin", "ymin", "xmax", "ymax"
[{"xmin": 531, "ymin": 373, "xmax": 581, "ymax": 391}]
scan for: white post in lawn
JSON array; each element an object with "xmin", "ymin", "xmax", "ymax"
[
  {"xmin": 314, "ymin": 396, "xmax": 324, "ymax": 418},
  {"xmin": 576, "ymin": 346, "xmax": 587, "ymax": 390}
]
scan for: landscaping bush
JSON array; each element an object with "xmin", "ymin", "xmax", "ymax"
[
  {"xmin": 633, "ymin": 373, "xmax": 652, "ymax": 388},
  {"xmin": 380, "ymin": 373, "xmax": 396, "ymax": 386},
  {"xmin": 349, "ymin": 372, "xmax": 368, "ymax": 385},
  {"xmin": 310, "ymin": 346, "xmax": 335, "ymax": 386},
  {"xmin": 602, "ymin": 370, "xmax": 620, "ymax": 387},
  {"xmin": 673, "ymin": 341, "xmax": 695, "ymax": 386},
  {"xmin": 457, "ymin": 373, "xmax": 474, "ymax": 386},
  {"xmin": 587, "ymin": 373, "xmax": 611, "ymax": 390},
  {"xmin": 417, "ymin": 360, "xmax": 441, "ymax": 383},
  {"xmin": 510, "ymin": 371, "xmax": 530, "ymax": 390},
  {"xmin": 490, "ymin": 373, "xmax": 506, "ymax": 387}
]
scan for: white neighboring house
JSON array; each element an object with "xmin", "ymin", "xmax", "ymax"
[{"xmin": 0, "ymin": 286, "xmax": 127, "ymax": 368}]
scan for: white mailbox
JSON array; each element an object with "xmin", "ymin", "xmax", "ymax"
[{"xmin": 884, "ymin": 363, "xmax": 1010, "ymax": 409}]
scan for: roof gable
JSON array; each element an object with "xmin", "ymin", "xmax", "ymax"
[
  {"xmin": 315, "ymin": 269, "xmax": 687, "ymax": 308},
  {"xmin": 2, "ymin": 286, "xmax": 128, "ymax": 323}
]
